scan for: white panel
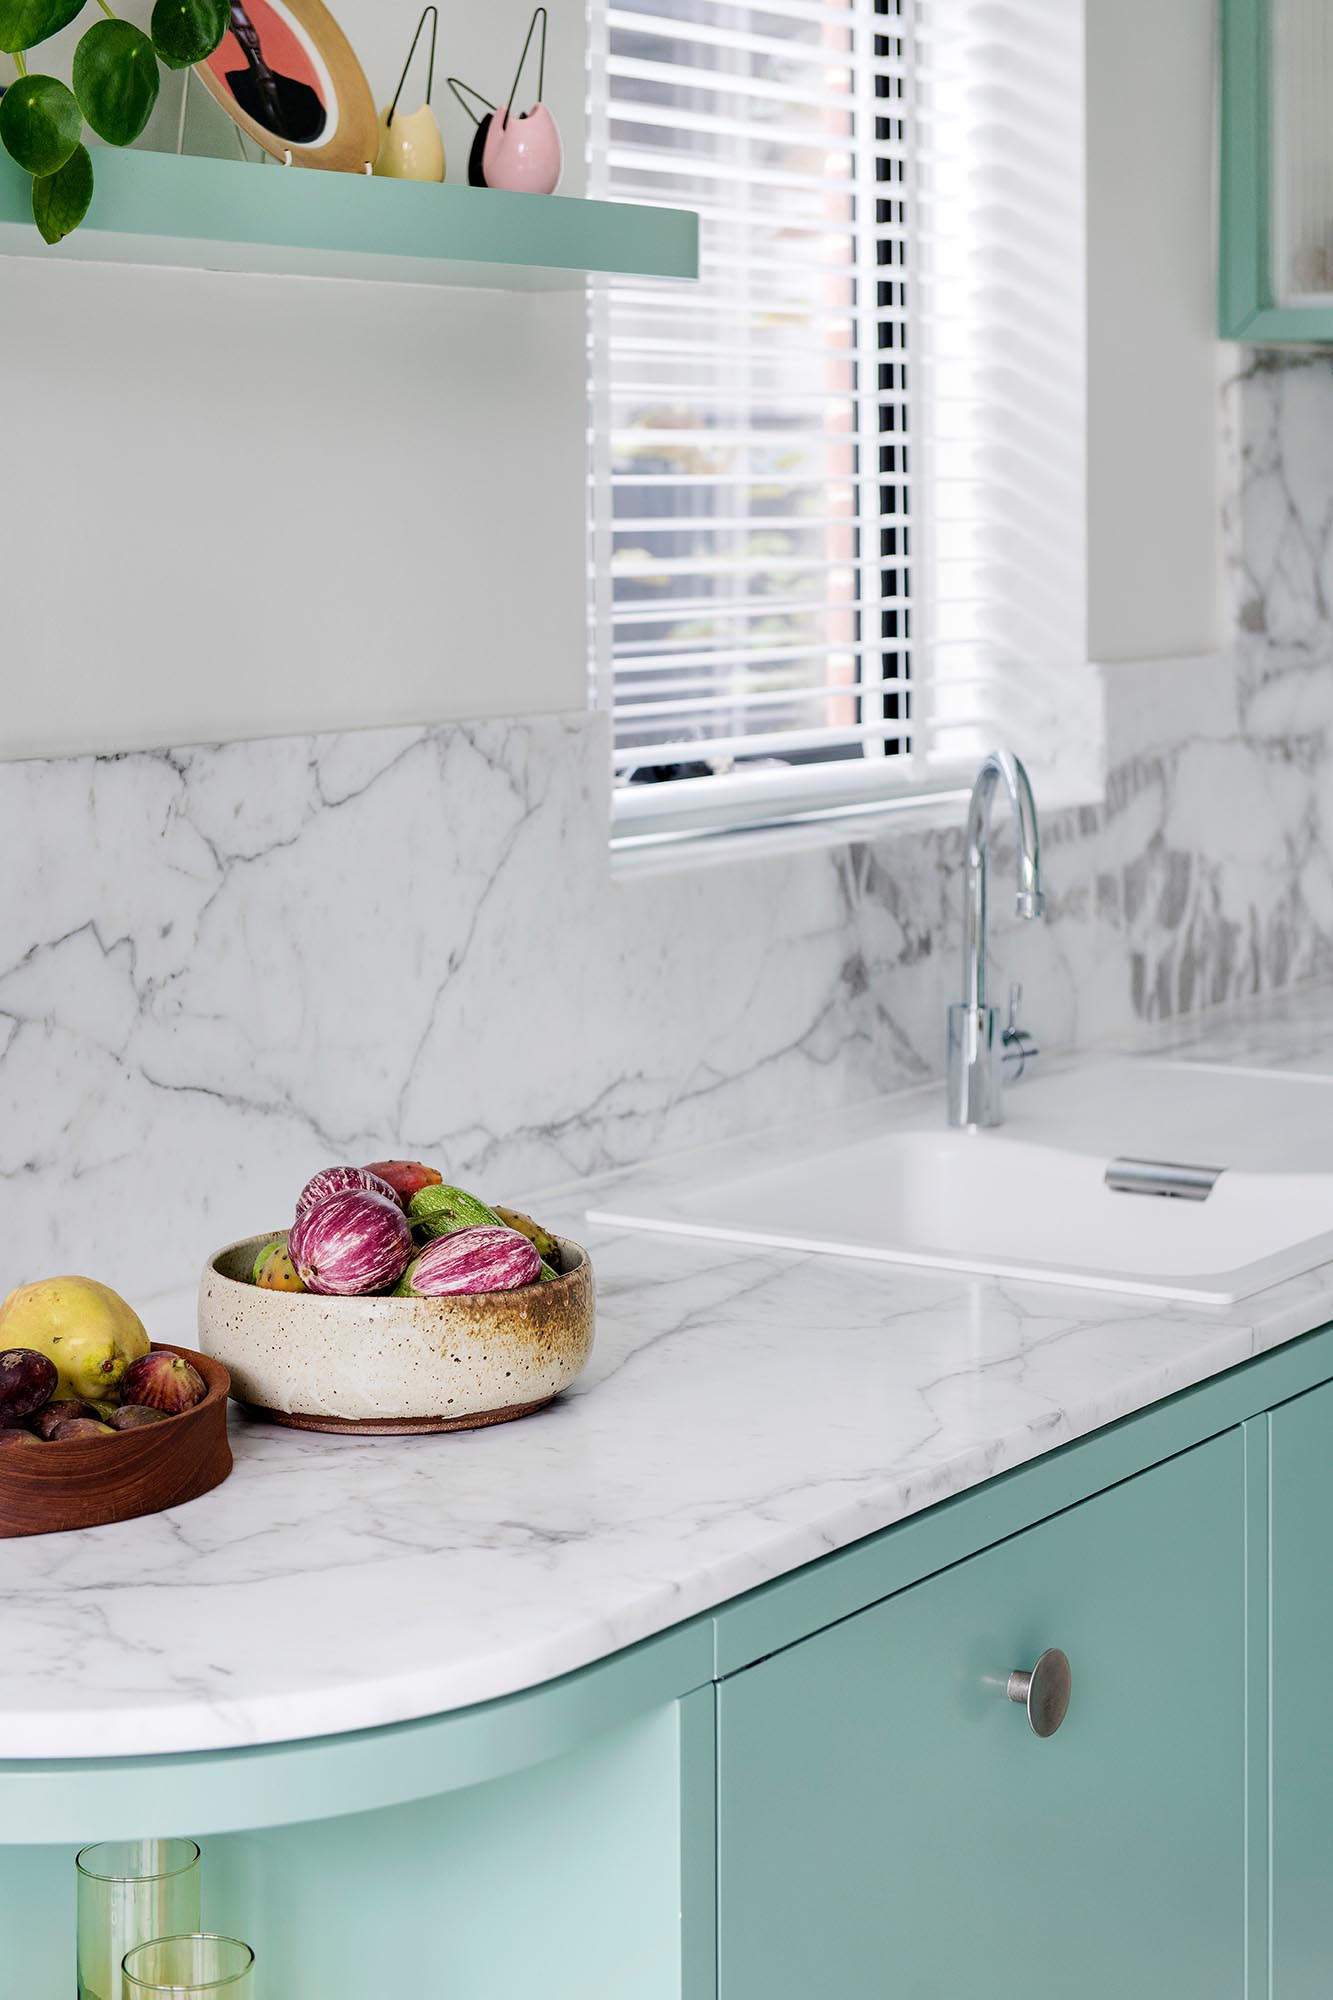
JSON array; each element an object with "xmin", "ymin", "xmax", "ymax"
[
  {"xmin": 1084, "ymin": 0, "xmax": 1221, "ymax": 667},
  {"xmin": 0, "ymin": 0, "xmax": 587, "ymax": 761}
]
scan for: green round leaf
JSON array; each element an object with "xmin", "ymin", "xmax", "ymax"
[
  {"xmin": 32, "ymin": 138, "xmax": 93, "ymax": 242},
  {"xmin": 73, "ymin": 18, "xmax": 160, "ymax": 146},
  {"xmin": 0, "ymin": 0, "xmax": 86, "ymax": 59},
  {"xmin": 0, "ymin": 71, "xmax": 81, "ymax": 176},
  {"xmin": 150, "ymin": 0, "xmax": 227, "ymax": 69}
]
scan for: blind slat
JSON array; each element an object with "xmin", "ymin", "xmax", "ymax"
[{"xmin": 590, "ymin": 0, "xmax": 913, "ymax": 824}]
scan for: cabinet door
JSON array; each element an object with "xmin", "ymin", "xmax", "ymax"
[
  {"xmin": 717, "ymin": 1432, "xmax": 1245, "ymax": 2000},
  {"xmin": 1271, "ymin": 1379, "xmax": 1333, "ymax": 1998}
]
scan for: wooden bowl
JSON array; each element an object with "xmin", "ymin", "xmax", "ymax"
[
  {"xmin": 199, "ymin": 1233, "xmax": 596, "ymax": 1434},
  {"xmin": 0, "ymin": 1344, "xmax": 232, "ymax": 1540}
]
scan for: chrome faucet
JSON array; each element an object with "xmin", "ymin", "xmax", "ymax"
[{"xmin": 946, "ymin": 750, "xmax": 1045, "ymax": 1129}]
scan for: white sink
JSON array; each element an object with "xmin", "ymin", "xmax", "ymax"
[{"xmin": 589, "ymin": 1060, "xmax": 1333, "ymax": 1304}]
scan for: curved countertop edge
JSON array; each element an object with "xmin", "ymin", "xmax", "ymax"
[
  {"xmin": 5, "ymin": 989, "xmax": 1333, "ymax": 1764},
  {"xmin": 1, "ymin": 1258, "xmax": 1330, "ymax": 1762}
]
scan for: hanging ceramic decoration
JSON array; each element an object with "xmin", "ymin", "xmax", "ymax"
[
  {"xmin": 446, "ymin": 75, "xmax": 497, "ymax": 189},
  {"xmin": 374, "ymin": 5, "xmax": 445, "ymax": 182},
  {"xmin": 448, "ymin": 7, "xmax": 561, "ymax": 196},
  {"xmin": 196, "ymin": 0, "xmax": 379, "ymax": 173}
]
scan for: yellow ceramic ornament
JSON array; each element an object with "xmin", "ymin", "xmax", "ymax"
[{"xmin": 374, "ymin": 102, "xmax": 445, "ymax": 182}]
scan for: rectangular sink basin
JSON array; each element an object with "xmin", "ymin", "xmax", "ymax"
[{"xmin": 590, "ymin": 1061, "xmax": 1333, "ymax": 1304}]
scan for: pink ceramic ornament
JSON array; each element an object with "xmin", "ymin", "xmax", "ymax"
[{"xmin": 481, "ymin": 101, "xmax": 562, "ymax": 194}]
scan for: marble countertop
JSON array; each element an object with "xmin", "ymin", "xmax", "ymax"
[{"xmin": 5, "ymin": 984, "xmax": 1333, "ymax": 1760}]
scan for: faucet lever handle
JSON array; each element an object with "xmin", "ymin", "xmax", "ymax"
[{"xmin": 1001, "ymin": 983, "xmax": 1039, "ymax": 1080}]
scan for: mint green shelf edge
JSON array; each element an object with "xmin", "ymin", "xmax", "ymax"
[
  {"xmin": 0, "ymin": 147, "xmax": 699, "ymax": 290},
  {"xmin": 1220, "ymin": 0, "xmax": 1333, "ymax": 341},
  {"xmin": 6, "ymin": 1317, "xmax": 1333, "ymax": 1846}
]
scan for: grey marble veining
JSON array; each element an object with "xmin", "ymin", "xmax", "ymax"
[
  {"xmin": 5, "ymin": 989, "xmax": 1333, "ymax": 1756},
  {"xmin": 3, "ymin": 351, "xmax": 1333, "ymax": 1300},
  {"xmin": 4, "ymin": 672, "xmax": 1333, "ymax": 1300}
]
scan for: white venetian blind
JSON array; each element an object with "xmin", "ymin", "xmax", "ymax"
[
  {"xmin": 588, "ymin": 0, "xmax": 1100, "ymax": 842},
  {"xmin": 588, "ymin": 0, "xmax": 915, "ymax": 838}
]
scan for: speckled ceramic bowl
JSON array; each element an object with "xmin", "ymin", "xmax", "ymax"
[{"xmin": 198, "ymin": 1232, "xmax": 595, "ymax": 1434}]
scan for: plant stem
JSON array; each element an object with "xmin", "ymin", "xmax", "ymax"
[
  {"xmin": 96, "ymin": 0, "xmax": 115, "ymax": 15},
  {"xmin": 13, "ymin": 49, "xmax": 27, "ymax": 74}
]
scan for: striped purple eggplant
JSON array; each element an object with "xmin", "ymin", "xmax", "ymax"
[
  {"xmin": 295, "ymin": 1164, "xmax": 401, "ymax": 1218},
  {"xmin": 399, "ymin": 1225, "xmax": 541, "ymax": 1297},
  {"xmin": 289, "ymin": 1190, "xmax": 412, "ymax": 1295}
]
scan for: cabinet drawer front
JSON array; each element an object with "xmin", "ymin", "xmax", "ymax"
[{"xmin": 718, "ymin": 1431, "xmax": 1245, "ymax": 2000}]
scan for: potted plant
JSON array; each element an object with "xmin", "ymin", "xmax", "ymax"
[{"xmin": 0, "ymin": 0, "xmax": 229, "ymax": 241}]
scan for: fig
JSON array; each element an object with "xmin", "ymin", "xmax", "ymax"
[
  {"xmin": 398, "ymin": 1225, "xmax": 541, "ymax": 1297},
  {"xmin": 252, "ymin": 1240, "xmax": 306, "ymax": 1292},
  {"xmin": 295, "ymin": 1165, "xmax": 401, "ymax": 1218},
  {"xmin": 31, "ymin": 1398, "xmax": 99, "ymax": 1439},
  {"xmin": 407, "ymin": 1184, "xmax": 503, "ymax": 1241},
  {"xmin": 120, "ymin": 1352, "xmax": 208, "ymax": 1414},
  {"xmin": 48, "ymin": 1417, "xmax": 115, "ymax": 1440},
  {"xmin": 0, "ymin": 1276, "xmax": 149, "ymax": 1401},
  {"xmin": 365, "ymin": 1159, "xmax": 444, "ymax": 1202},
  {"xmin": 0, "ymin": 1426, "xmax": 39, "ymax": 1451},
  {"xmin": 108, "ymin": 1404, "xmax": 170, "ymax": 1431},
  {"xmin": 289, "ymin": 1189, "xmax": 412, "ymax": 1295},
  {"xmin": 0, "ymin": 1347, "xmax": 58, "ymax": 1422}
]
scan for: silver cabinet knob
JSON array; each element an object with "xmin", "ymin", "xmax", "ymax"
[{"xmin": 1006, "ymin": 1648, "xmax": 1072, "ymax": 1738}]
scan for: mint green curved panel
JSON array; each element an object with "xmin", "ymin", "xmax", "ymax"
[
  {"xmin": 718, "ymin": 1432, "xmax": 1246, "ymax": 1999},
  {"xmin": 0, "ymin": 1691, "xmax": 719, "ymax": 2000},
  {"xmin": 0, "ymin": 1622, "xmax": 712, "ymax": 1845}
]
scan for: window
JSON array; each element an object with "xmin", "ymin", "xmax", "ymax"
[{"xmin": 588, "ymin": 0, "xmax": 1098, "ymax": 843}]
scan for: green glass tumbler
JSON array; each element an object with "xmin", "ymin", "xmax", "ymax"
[
  {"xmin": 122, "ymin": 1935, "xmax": 255, "ymax": 1998},
  {"xmin": 76, "ymin": 1841, "xmax": 202, "ymax": 2000}
]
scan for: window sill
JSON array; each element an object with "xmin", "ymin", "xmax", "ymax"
[
  {"xmin": 608, "ymin": 768, "xmax": 1107, "ymax": 880},
  {"xmin": 609, "ymin": 784, "xmax": 971, "ymax": 878}
]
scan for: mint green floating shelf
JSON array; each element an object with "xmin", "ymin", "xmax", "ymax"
[{"xmin": 0, "ymin": 147, "xmax": 698, "ymax": 290}]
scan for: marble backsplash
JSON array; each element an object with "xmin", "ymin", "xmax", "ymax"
[{"xmin": 4, "ymin": 354, "xmax": 1333, "ymax": 1300}]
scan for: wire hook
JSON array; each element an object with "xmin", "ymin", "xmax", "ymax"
[
  {"xmin": 387, "ymin": 4, "xmax": 439, "ymax": 127},
  {"xmin": 446, "ymin": 74, "xmax": 496, "ymax": 126},
  {"xmin": 503, "ymin": 5, "xmax": 548, "ymax": 126}
]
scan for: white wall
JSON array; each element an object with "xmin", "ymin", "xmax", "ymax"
[
  {"xmin": 0, "ymin": 0, "xmax": 587, "ymax": 759},
  {"xmin": 1085, "ymin": 0, "xmax": 1223, "ymax": 666},
  {"xmin": 1, "ymin": 0, "xmax": 1227, "ymax": 760}
]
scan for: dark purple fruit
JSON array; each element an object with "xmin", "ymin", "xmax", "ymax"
[
  {"xmin": 31, "ymin": 1398, "xmax": 98, "ymax": 1439},
  {"xmin": 120, "ymin": 1351, "xmax": 207, "ymax": 1414},
  {"xmin": 108, "ymin": 1404, "xmax": 169, "ymax": 1431},
  {"xmin": 0, "ymin": 1426, "xmax": 39, "ymax": 1451},
  {"xmin": 47, "ymin": 1418, "xmax": 115, "ymax": 1440},
  {"xmin": 0, "ymin": 1348, "xmax": 58, "ymax": 1422}
]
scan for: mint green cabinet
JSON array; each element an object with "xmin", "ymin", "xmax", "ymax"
[
  {"xmin": 717, "ymin": 1433, "xmax": 1246, "ymax": 2000},
  {"xmin": 1270, "ymin": 1380, "xmax": 1333, "ymax": 1995},
  {"xmin": 1221, "ymin": 0, "xmax": 1333, "ymax": 341}
]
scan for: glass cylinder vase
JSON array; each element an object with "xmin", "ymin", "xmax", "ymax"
[
  {"xmin": 122, "ymin": 1934, "xmax": 255, "ymax": 1999},
  {"xmin": 76, "ymin": 1841, "xmax": 202, "ymax": 2000}
]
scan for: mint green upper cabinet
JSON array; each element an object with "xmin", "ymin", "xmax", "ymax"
[
  {"xmin": 1270, "ymin": 1380, "xmax": 1333, "ymax": 1997},
  {"xmin": 717, "ymin": 1432, "xmax": 1246, "ymax": 2000},
  {"xmin": 1222, "ymin": 0, "xmax": 1333, "ymax": 339}
]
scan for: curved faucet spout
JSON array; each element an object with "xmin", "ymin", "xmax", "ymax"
[
  {"xmin": 962, "ymin": 749, "xmax": 1044, "ymax": 1015},
  {"xmin": 948, "ymin": 749, "xmax": 1044, "ymax": 1129}
]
